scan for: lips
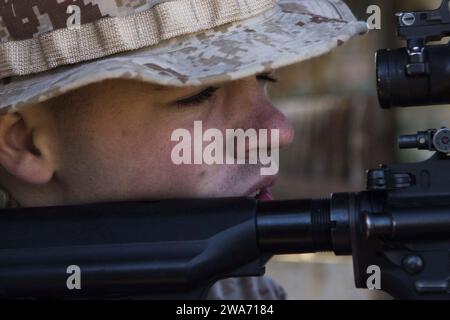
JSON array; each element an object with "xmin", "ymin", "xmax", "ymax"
[
  {"xmin": 257, "ymin": 187, "xmax": 273, "ymax": 200},
  {"xmin": 246, "ymin": 176, "xmax": 277, "ymax": 201}
]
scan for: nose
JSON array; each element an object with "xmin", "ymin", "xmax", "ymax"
[
  {"xmin": 237, "ymin": 87, "xmax": 294, "ymax": 150},
  {"xmin": 255, "ymin": 100, "xmax": 295, "ymax": 149},
  {"xmin": 225, "ymin": 78, "xmax": 295, "ymax": 149}
]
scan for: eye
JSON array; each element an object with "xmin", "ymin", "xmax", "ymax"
[
  {"xmin": 175, "ymin": 87, "xmax": 219, "ymax": 108},
  {"xmin": 256, "ymin": 73, "xmax": 279, "ymax": 83}
]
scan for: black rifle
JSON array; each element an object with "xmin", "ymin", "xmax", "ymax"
[
  {"xmin": 2, "ymin": 1, "xmax": 450, "ymax": 300},
  {"xmin": 0, "ymin": 145, "xmax": 449, "ymax": 300},
  {"xmin": 0, "ymin": 142, "xmax": 450, "ymax": 299}
]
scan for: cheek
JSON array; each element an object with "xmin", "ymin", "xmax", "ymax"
[
  {"xmin": 113, "ymin": 125, "xmax": 210, "ymax": 198},
  {"xmin": 59, "ymin": 93, "xmax": 259, "ymax": 201},
  {"xmin": 119, "ymin": 120, "xmax": 247, "ymax": 198}
]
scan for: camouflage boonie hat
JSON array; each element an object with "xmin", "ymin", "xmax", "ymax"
[{"xmin": 0, "ymin": 0, "xmax": 368, "ymax": 112}]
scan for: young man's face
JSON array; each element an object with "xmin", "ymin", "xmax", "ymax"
[{"xmin": 1, "ymin": 75, "xmax": 294, "ymax": 206}]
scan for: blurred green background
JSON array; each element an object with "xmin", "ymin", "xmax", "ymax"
[{"xmin": 265, "ymin": 0, "xmax": 447, "ymax": 299}]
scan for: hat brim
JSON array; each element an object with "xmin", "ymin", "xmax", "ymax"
[{"xmin": 0, "ymin": 0, "xmax": 368, "ymax": 112}]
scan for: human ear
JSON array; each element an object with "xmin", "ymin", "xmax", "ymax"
[{"xmin": 0, "ymin": 111, "xmax": 55, "ymax": 184}]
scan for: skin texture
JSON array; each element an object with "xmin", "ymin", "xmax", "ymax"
[{"xmin": 0, "ymin": 76, "xmax": 294, "ymax": 206}]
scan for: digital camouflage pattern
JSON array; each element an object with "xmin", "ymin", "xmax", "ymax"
[
  {"xmin": 0, "ymin": 0, "xmax": 277, "ymax": 79},
  {"xmin": 0, "ymin": 0, "xmax": 169, "ymax": 42},
  {"xmin": 0, "ymin": 0, "xmax": 368, "ymax": 113},
  {"xmin": 207, "ymin": 276, "xmax": 287, "ymax": 300}
]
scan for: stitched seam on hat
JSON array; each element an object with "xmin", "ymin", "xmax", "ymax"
[{"xmin": 0, "ymin": 0, "xmax": 277, "ymax": 79}]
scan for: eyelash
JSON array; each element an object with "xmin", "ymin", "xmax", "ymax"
[
  {"xmin": 257, "ymin": 73, "xmax": 279, "ymax": 83},
  {"xmin": 175, "ymin": 74, "xmax": 278, "ymax": 107},
  {"xmin": 175, "ymin": 87, "xmax": 219, "ymax": 108}
]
